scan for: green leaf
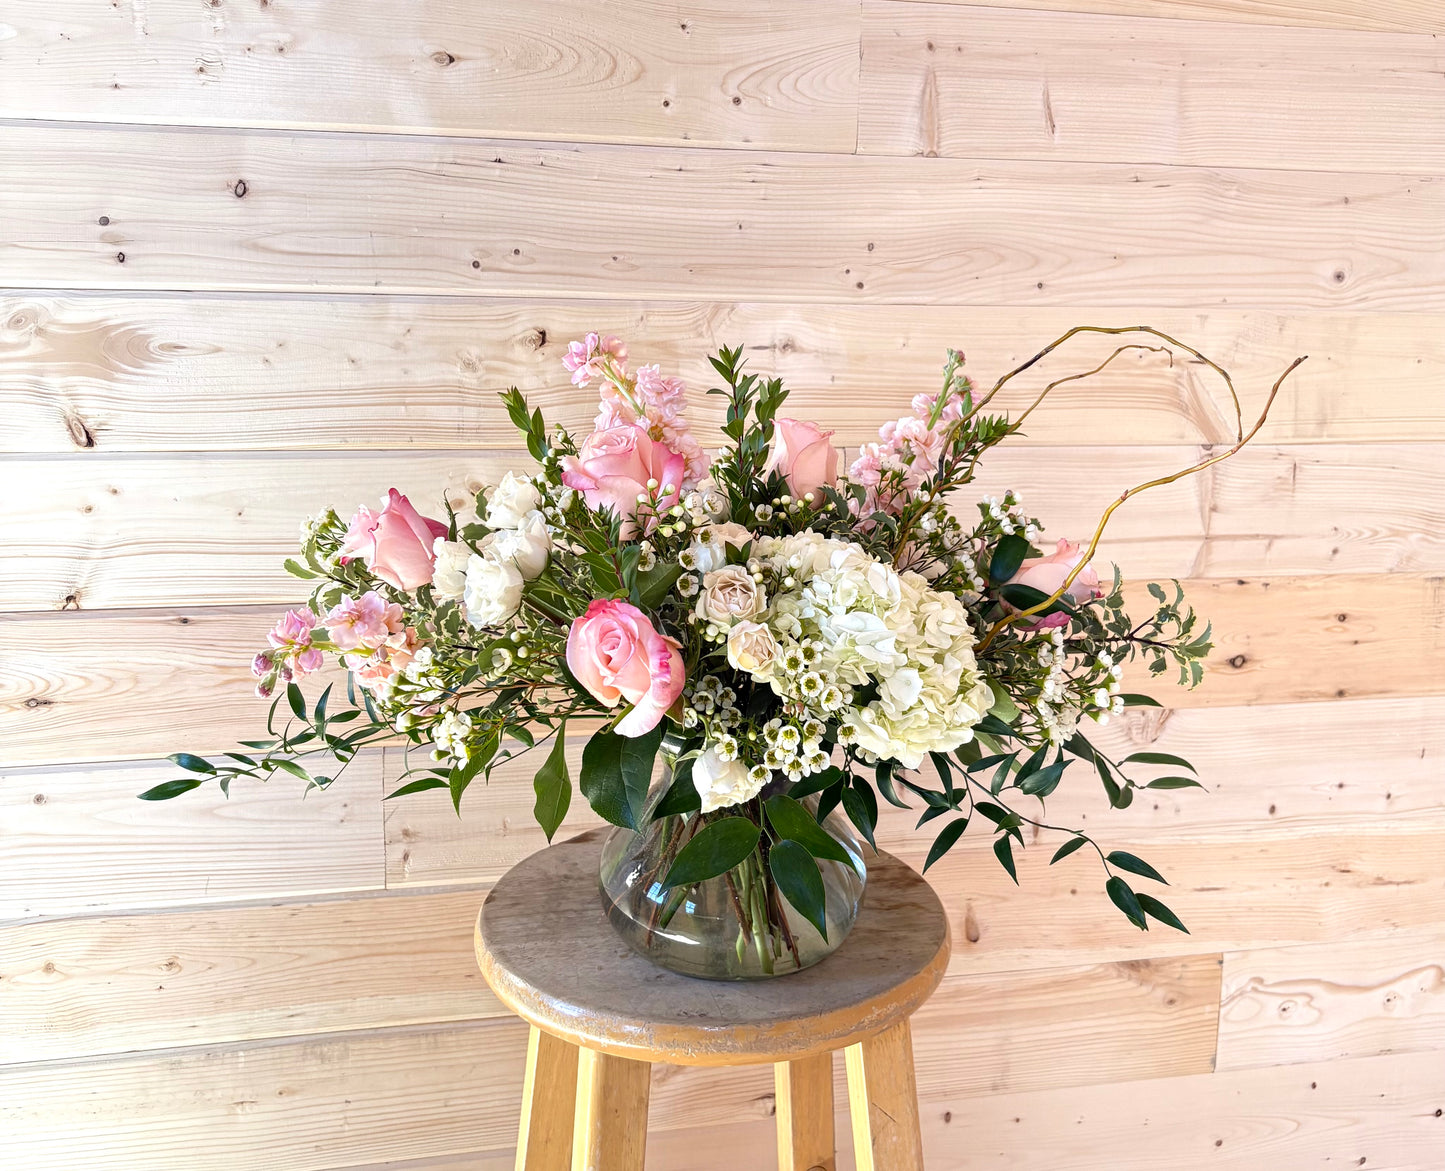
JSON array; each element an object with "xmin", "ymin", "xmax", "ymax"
[
  {"xmin": 448, "ymin": 747, "xmax": 489, "ymax": 815},
  {"xmin": 769, "ymin": 839, "xmax": 828, "ymax": 941},
  {"xmin": 1106, "ymin": 850, "xmax": 1168, "ymax": 885},
  {"xmin": 138, "ymin": 777, "xmax": 205, "ymax": 801},
  {"xmin": 1120, "ymin": 752, "xmax": 1197, "ymax": 773},
  {"xmin": 636, "ymin": 562, "xmax": 684, "ymax": 609},
  {"xmin": 927, "ymin": 752, "xmax": 954, "ymax": 798},
  {"xmin": 788, "ymin": 766, "xmax": 843, "ymax": 800},
  {"xmin": 993, "ymin": 835, "xmax": 1019, "ymax": 884},
  {"xmin": 1136, "ymin": 892, "xmax": 1189, "ymax": 934},
  {"xmin": 1145, "ymin": 776, "xmax": 1205, "ymax": 790},
  {"xmin": 1147, "ymin": 582, "xmax": 1167, "ymax": 602},
  {"xmin": 286, "ymin": 682, "xmax": 306, "ymax": 722},
  {"xmin": 1106, "ymin": 876, "xmax": 1148, "ymax": 930},
  {"xmin": 652, "ymin": 758, "xmax": 702, "ymax": 819},
  {"xmin": 764, "ymin": 795, "xmax": 852, "ymax": 864},
  {"xmin": 874, "ymin": 765, "xmax": 910, "ymax": 809},
  {"xmin": 999, "ymin": 583, "xmax": 1075, "ymax": 618},
  {"xmin": 975, "ymin": 714, "xmax": 1017, "ymax": 739},
  {"xmin": 664, "ymin": 817, "xmax": 761, "ymax": 887},
  {"xmin": 385, "ymin": 776, "xmax": 449, "ymax": 799},
  {"xmin": 531, "ymin": 724, "xmax": 571, "ymax": 842},
  {"xmin": 1115, "ymin": 693, "xmax": 1162, "ymax": 708},
  {"xmin": 1050, "ymin": 836, "xmax": 1089, "ymax": 864},
  {"xmin": 1019, "ymin": 757, "xmax": 1067, "ymax": 798},
  {"xmin": 271, "ymin": 759, "xmax": 314, "ymax": 783},
  {"xmin": 283, "ymin": 557, "xmax": 318, "ymax": 580},
  {"xmin": 924, "ymin": 818, "xmax": 968, "ymax": 872},
  {"xmin": 966, "ymin": 752, "xmax": 1014, "ymax": 774},
  {"xmin": 988, "ymin": 533, "xmax": 1031, "ymax": 584},
  {"xmin": 620, "ymin": 723, "xmax": 665, "ymax": 829},
  {"xmin": 842, "ymin": 778, "xmax": 878, "ymax": 850},
  {"xmin": 579, "ymin": 730, "xmax": 632, "ymax": 829},
  {"xmin": 167, "ymin": 753, "xmax": 216, "ymax": 775}
]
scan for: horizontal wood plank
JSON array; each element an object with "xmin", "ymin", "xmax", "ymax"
[
  {"xmin": 10, "ymin": 444, "xmax": 1445, "ymax": 611},
  {"xmin": 872, "ymin": 0, "xmax": 1445, "ymax": 35},
  {"xmin": 860, "ymin": 4, "xmax": 1445, "ymax": 173},
  {"xmin": 0, "ymin": 883, "xmax": 1219, "ymax": 1090},
  {"xmin": 914, "ymin": 1048, "xmax": 1445, "ymax": 1170},
  {"xmin": 0, "ymin": 1, "xmax": 859, "ymax": 152},
  {"xmin": 1218, "ymin": 930, "xmax": 1445, "ymax": 1071},
  {"xmin": 4, "ymin": 125, "xmax": 1444, "ymax": 309},
  {"xmin": 6, "ymin": 294, "xmax": 1442, "ymax": 452},
  {"xmin": 3, "ymin": 573, "xmax": 1438, "ymax": 765},
  {"xmin": 0, "ymin": 755, "xmax": 382, "ymax": 922},
  {"xmin": 3, "ymin": 1011, "xmax": 1438, "ymax": 1168}
]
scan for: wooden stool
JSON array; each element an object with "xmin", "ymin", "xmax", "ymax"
[{"xmin": 475, "ymin": 827, "xmax": 950, "ymax": 1171}]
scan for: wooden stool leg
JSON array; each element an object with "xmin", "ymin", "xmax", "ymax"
[
  {"xmin": 571, "ymin": 1047, "xmax": 651, "ymax": 1171},
  {"xmin": 515, "ymin": 1026, "xmax": 579, "ymax": 1171},
  {"xmin": 844, "ymin": 1019, "xmax": 924, "ymax": 1171},
  {"xmin": 775, "ymin": 1051, "xmax": 836, "ymax": 1171}
]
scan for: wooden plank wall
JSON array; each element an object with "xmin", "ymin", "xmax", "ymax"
[{"xmin": 2, "ymin": 1, "xmax": 1443, "ymax": 1166}]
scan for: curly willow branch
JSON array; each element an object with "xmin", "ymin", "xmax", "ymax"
[{"xmin": 974, "ymin": 328, "xmax": 1308, "ymax": 654}]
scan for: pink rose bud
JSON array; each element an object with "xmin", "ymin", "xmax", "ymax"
[
  {"xmin": 339, "ymin": 489, "xmax": 449, "ymax": 592},
  {"xmin": 251, "ymin": 652, "xmax": 274, "ymax": 678},
  {"xmin": 558, "ymin": 423, "xmax": 686, "ymax": 539},
  {"xmin": 1007, "ymin": 539, "xmax": 1102, "ymax": 630},
  {"xmin": 254, "ymin": 678, "xmax": 275, "ymax": 699},
  {"xmin": 566, "ymin": 599, "xmax": 685, "ymax": 737},
  {"xmin": 764, "ymin": 418, "xmax": 839, "ymax": 500}
]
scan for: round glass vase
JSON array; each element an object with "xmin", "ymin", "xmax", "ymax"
[{"xmin": 598, "ymin": 739, "xmax": 867, "ymax": 980}]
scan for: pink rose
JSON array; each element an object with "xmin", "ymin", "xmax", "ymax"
[
  {"xmin": 340, "ymin": 489, "xmax": 449, "ymax": 592},
  {"xmin": 559, "ymin": 424, "xmax": 686, "ymax": 539},
  {"xmin": 764, "ymin": 418, "xmax": 839, "ymax": 500},
  {"xmin": 1007, "ymin": 539, "xmax": 1103, "ymax": 630},
  {"xmin": 566, "ymin": 599, "xmax": 685, "ymax": 737}
]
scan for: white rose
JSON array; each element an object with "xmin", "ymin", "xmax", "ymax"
[
  {"xmin": 695, "ymin": 565, "xmax": 766, "ymax": 625},
  {"xmin": 692, "ymin": 743, "xmax": 766, "ymax": 813},
  {"xmin": 726, "ymin": 620, "xmax": 779, "ymax": 678},
  {"xmin": 482, "ymin": 512, "xmax": 551, "ymax": 580},
  {"xmin": 486, "ymin": 472, "xmax": 542, "ymax": 529},
  {"xmin": 432, "ymin": 538, "xmax": 471, "ymax": 601},
  {"xmin": 463, "ymin": 554, "xmax": 523, "ymax": 628}
]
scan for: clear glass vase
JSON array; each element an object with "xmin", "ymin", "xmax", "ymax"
[{"xmin": 599, "ymin": 736, "xmax": 867, "ymax": 980}]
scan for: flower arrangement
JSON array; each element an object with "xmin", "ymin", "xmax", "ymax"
[{"xmin": 148, "ymin": 327, "xmax": 1302, "ymax": 975}]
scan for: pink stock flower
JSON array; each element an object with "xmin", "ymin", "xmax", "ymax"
[
  {"xmin": 764, "ymin": 418, "xmax": 839, "ymax": 500},
  {"xmin": 1007, "ymin": 539, "xmax": 1103, "ymax": 630},
  {"xmin": 566, "ymin": 599, "xmax": 685, "ymax": 737},
  {"xmin": 348, "ymin": 626, "xmax": 421, "ymax": 691},
  {"xmin": 559, "ymin": 423, "xmax": 686, "ymax": 538},
  {"xmin": 339, "ymin": 489, "xmax": 449, "ymax": 592},
  {"xmin": 266, "ymin": 608, "xmax": 325, "ymax": 677},
  {"xmin": 562, "ymin": 332, "xmax": 628, "ymax": 387},
  {"xmin": 325, "ymin": 591, "xmax": 405, "ymax": 652}
]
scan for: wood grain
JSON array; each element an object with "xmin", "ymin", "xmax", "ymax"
[
  {"xmin": 13, "ymin": 295, "xmax": 1440, "ymax": 453},
  {"xmin": 860, "ymin": 4, "xmax": 1445, "ymax": 173},
  {"xmin": 871, "ymin": 0, "xmax": 1445, "ymax": 35},
  {"xmin": 11, "ymin": 443, "xmax": 1445, "ymax": 611},
  {"xmin": 5, "ymin": 125, "xmax": 1444, "ymax": 310},
  {"xmin": 0, "ymin": 888, "xmax": 494, "ymax": 1063},
  {"xmin": 1218, "ymin": 930, "xmax": 1445, "ymax": 1071},
  {"xmin": 0, "ymin": 754, "xmax": 382, "ymax": 922},
  {"xmin": 775, "ymin": 1051, "xmax": 836, "ymax": 1171},
  {"xmin": 912, "ymin": 1049, "xmax": 1445, "ymax": 1170},
  {"xmin": 0, "ymin": 1, "xmax": 859, "ymax": 152},
  {"xmin": 845, "ymin": 1020, "xmax": 925, "ymax": 1171},
  {"xmin": 516, "ymin": 1026, "xmax": 579, "ymax": 1171},
  {"xmin": 1, "ymin": 575, "xmax": 1433, "ymax": 765},
  {"xmin": 571, "ymin": 1048, "xmax": 651, "ymax": 1171}
]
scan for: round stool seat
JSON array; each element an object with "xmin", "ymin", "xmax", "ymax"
[{"xmin": 475, "ymin": 827, "xmax": 950, "ymax": 1067}]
